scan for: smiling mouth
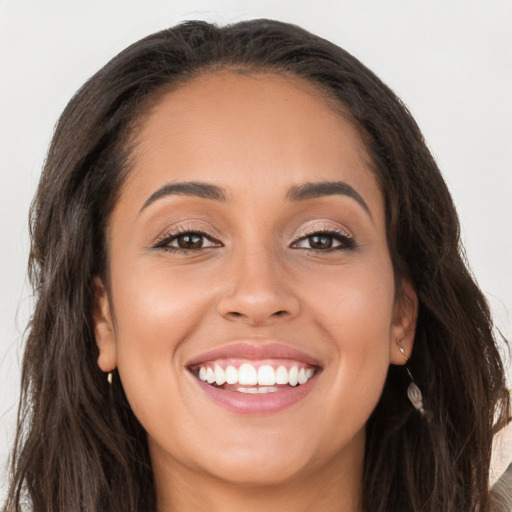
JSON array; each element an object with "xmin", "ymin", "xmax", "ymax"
[{"xmin": 189, "ymin": 359, "xmax": 318, "ymax": 394}]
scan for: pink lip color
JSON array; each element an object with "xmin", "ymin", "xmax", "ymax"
[
  {"xmin": 186, "ymin": 342, "xmax": 321, "ymax": 367},
  {"xmin": 186, "ymin": 342, "xmax": 321, "ymax": 415},
  {"xmin": 192, "ymin": 374, "xmax": 317, "ymax": 415}
]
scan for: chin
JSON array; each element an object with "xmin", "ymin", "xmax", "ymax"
[{"xmin": 204, "ymin": 451, "xmax": 312, "ymax": 487}]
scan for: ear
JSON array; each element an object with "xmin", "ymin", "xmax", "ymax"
[
  {"xmin": 389, "ymin": 279, "xmax": 418, "ymax": 365},
  {"xmin": 93, "ymin": 277, "xmax": 117, "ymax": 372}
]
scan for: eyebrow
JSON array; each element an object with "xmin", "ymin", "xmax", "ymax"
[
  {"xmin": 287, "ymin": 181, "xmax": 371, "ymax": 217},
  {"xmin": 140, "ymin": 179, "xmax": 371, "ymax": 218},
  {"xmin": 140, "ymin": 181, "xmax": 228, "ymax": 212}
]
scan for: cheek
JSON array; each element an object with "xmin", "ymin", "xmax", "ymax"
[
  {"xmin": 300, "ymin": 259, "xmax": 395, "ymax": 426},
  {"xmin": 112, "ymin": 258, "xmax": 214, "ymax": 344},
  {"xmin": 304, "ymin": 257, "xmax": 396, "ymax": 342},
  {"xmin": 109, "ymin": 261, "xmax": 215, "ymax": 414}
]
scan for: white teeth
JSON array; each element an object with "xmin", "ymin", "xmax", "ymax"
[
  {"xmin": 206, "ymin": 367, "xmax": 215, "ymax": 384},
  {"xmin": 288, "ymin": 366, "xmax": 299, "ymax": 386},
  {"xmin": 257, "ymin": 365, "xmax": 276, "ymax": 386},
  {"xmin": 238, "ymin": 363, "xmax": 258, "ymax": 385},
  {"xmin": 237, "ymin": 386, "xmax": 279, "ymax": 394},
  {"xmin": 225, "ymin": 365, "xmax": 238, "ymax": 384},
  {"xmin": 214, "ymin": 365, "xmax": 226, "ymax": 386},
  {"xmin": 275, "ymin": 366, "xmax": 289, "ymax": 384},
  {"xmin": 195, "ymin": 362, "xmax": 316, "ymax": 388}
]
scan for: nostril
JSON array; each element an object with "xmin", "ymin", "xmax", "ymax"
[{"xmin": 225, "ymin": 309, "xmax": 288, "ymax": 322}]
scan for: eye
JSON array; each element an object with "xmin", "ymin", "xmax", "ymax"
[
  {"xmin": 153, "ymin": 229, "xmax": 222, "ymax": 252},
  {"xmin": 291, "ymin": 227, "xmax": 355, "ymax": 252}
]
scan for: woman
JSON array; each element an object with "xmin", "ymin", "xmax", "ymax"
[{"xmin": 5, "ymin": 19, "xmax": 510, "ymax": 512}]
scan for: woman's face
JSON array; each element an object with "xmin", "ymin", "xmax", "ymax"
[{"xmin": 94, "ymin": 71, "xmax": 416, "ymax": 488}]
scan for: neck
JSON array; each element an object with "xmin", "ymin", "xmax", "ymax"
[{"xmin": 152, "ymin": 432, "xmax": 365, "ymax": 512}]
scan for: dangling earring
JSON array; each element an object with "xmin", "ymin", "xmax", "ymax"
[
  {"xmin": 398, "ymin": 344, "xmax": 427, "ymax": 417},
  {"xmin": 107, "ymin": 371, "xmax": 113, "ymax": 385}
]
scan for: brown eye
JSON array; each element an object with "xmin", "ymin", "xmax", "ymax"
[
  {"xmin": 176, "ymin": 234, "xmax": 204, "ymax": 249},
  {"xmin": 307, "ymin": 235, "xmax": 334, "ymax": 250},
  {"xmin": 154, "ymin": 230, "xmax": 221, "ymax": 252},
  {"xmin": 291, "ymin": 228, "xmax": 355, "ymax": 252}
]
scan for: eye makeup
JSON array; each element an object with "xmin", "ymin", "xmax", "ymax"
[
  {"xmin": 152, "ymin": 225, "xmax": 223, "ymax": 253},
  {"xmin": 291, "ymin": 223, "xmax": 356, "ymax": 252}
]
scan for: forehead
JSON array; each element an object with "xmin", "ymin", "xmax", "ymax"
[{"xmin": 119, "ymin": 70, "xmax": 382, "ymax": 216}]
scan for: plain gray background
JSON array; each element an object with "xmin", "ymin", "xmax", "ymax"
[{"xmin": 1, "ymin": 0, "xmax": 511, "ymax": 498}]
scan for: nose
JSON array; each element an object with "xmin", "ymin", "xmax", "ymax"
[{"xmin": 216, "ymin": 246, "xmax": 300, "ymax": 326}]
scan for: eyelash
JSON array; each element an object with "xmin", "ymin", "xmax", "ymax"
[
  {"xmin": 152, "ymin": 225, "xmax": 355, "ymax": 254},
  {"xmin": 290, "ymin": 226, "xmax": 355, "ymax": 252},
  {"xmin": 152, "ymin": 226, "xmax": 222, "ymax": 254}
]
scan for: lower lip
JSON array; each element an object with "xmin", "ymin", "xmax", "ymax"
[{"xmin": 192, "ymin": 376, "xmax": 318, "ymax": 415}]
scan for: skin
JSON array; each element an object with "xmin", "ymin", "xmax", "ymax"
[{"xmin": 94, "ymin": 71, "xmax": 417, "ymax": 512}]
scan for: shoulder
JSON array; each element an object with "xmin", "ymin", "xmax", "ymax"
[{"xmin": 491, "ymin": 463, "xmax": 512, "ymax": 512}]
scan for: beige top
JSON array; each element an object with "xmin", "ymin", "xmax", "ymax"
[{"xmin": 490, "ymin": 464, "xmax": 512, "ymax": 512}]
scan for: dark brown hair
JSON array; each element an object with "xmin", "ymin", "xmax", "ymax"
[{"xmin": 6, "ymin": 19, "xmax": 510, "ymax": 512}]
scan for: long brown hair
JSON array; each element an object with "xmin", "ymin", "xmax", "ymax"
[{"xmin": 6, "ymin": 19, "xmax": 510, "ymax": 512}]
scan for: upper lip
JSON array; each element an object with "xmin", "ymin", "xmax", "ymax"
[{"xmin": 185, "ymin": 342, "xmax": 322, "ymax": 368}]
